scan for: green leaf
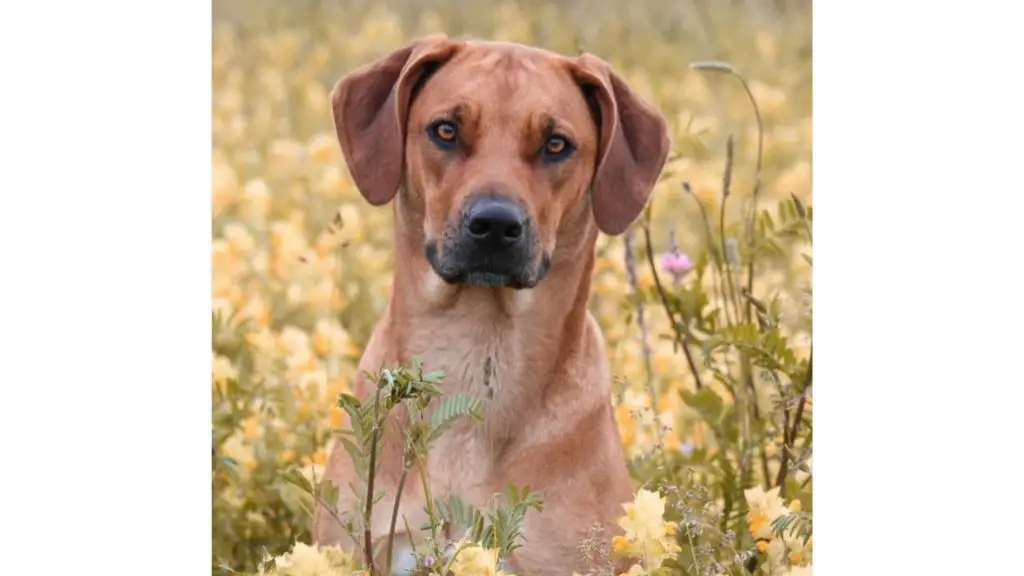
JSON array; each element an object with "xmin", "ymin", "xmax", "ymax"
[
  {"xmin": 337, "ymin": 392, "xmax": 361, "ymax": 410},
  {"xmin": 791, "ymin": 193, "xmax": 807, "ymax": 219},
  {"xmin": 422, "ymin": 369, "xmax": 446, "ymax": 383},
  {"xmin": 280, "ymin": 467, "xmax": 313, "ymax": 496},
  {"xmin": 428, "ymin": 393, "xmax": 483, "ymax": 443},
  {"xmin": 681, "ymin": 388, "xmax": 726, "ymax": 425},
  {"xmin": 322, "ymin": 480, "xmax": 340, "ymax": 513},
  {"xmin": 771, "ymin": 512, "xmax": 812, "ymax": 545},
  {"xmin": 339, "ymin": 437, "xmax": 367, "ymax": 482}
]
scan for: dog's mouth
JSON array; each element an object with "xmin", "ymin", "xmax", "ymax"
[{"xmin": 425, "ymin": 241, "xmax": 550, "ymax": 290}]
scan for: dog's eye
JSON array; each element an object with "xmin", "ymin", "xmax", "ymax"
[
  {"xmin": 428, "ymin": 121, "xmax": 459, "ymax": 148},
  {"xmin": 542, "ymin": 135, "xmax": 574, "ymax": 161}
]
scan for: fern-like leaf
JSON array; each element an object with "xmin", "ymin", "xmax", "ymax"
[
  {"xmin": 770, "ymin": 512, "xmax": 812, "ymax": 545},
  {"xmin": 428, "ymin": 393, "xmax": 483, "ymax": 443}
]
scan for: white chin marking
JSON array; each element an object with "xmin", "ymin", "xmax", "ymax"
[
  {"xmin": 389, "ymin": 539, "xmax": 418, "ymax": 575},
  {"xmin": 508, "ymin": 284, "xmax": 535, "ymax": 312},
  {"xmin": 422, "ymin": 265, "xmax": 449, "ymax": 300}
]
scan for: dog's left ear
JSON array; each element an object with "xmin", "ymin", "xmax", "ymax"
[
  {"xmin": 331, "ymin": 35, "xmax": 460, "ymax": 206},
  {"xmin": 571, "ymin": 53, "xmax": 671, "ymax": 236}
]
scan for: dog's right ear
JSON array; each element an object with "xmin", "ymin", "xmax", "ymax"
[{"xmin": 331, "ymin": 35, "xmax": 459, "ymax": 206}]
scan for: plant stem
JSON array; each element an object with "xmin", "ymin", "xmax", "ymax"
[
  {"xmin": 364, "ymin": 387, "xmax": 383, "ymax": 574},
  {"xmin": 685, "ymin": 524, "xmax": 702, "ymax": 575},
  {"xmin": 774, "ymin": 352, "xmax": 812, "ymax": 495},
  {"xmin": 737, "ymin": 70, "xmax": 765, "ymax": 327},
  {"xmin": 640, "ymin": 218, "xmax": 705, "ymax": 391},
  {"xmin": 416, "ymin": 455, "xmax": 439, "ymax": 551},
  {"xmin": 718, "ymin": 135, "xmax": 744, "ymax": 325},
  {"xmin": 684, "ymin": 182, "xmax": 732, "ymax": 337},
  {"xmin": 311, "ymin": 491, "xmax": 363, "ymax": 551},
  {"xmin": 385, "ymin": 465, "xmax": 410, "ymax": 576}
]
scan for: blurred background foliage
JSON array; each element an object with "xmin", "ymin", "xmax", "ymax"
[{"xmin": 212, "ymin": 0, "xmax": 811, "ymax": 573}]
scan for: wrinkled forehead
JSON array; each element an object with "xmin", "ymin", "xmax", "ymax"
[{"xmin": 410, "ymin": 43, "xmax": 595, "ymax": 132}]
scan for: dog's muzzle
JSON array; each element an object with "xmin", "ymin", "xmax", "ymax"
[{"xmin": 426, "ymin": 194, "xmax": 550, "ymax": 289}]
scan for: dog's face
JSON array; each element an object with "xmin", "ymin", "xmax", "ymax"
[
  {"xmin": 408, "ymin": 44, "xmax": 601, "ymax": 289},
  {"xmin": 330, "ymin": 36, "xmax": 670, "ymax": 290}
]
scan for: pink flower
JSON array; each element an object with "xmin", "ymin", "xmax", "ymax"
[{"xmin": 661, "ymin": 251, "xmax": 692, "ymax": 279}]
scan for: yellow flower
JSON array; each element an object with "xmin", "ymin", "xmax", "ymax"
[
  {"xmin": 329, "ymin": 406, "xmax": 344, "ymax": 429},
  {"xmin": 212, "ymin": 161, "xmax": 238, "ymax": 215},
  {"xmin": 241, "ymin": 178, "xmax": 271, "ymax": 223},
  {"xmin": 223, "ymin": 222, "xmax": 255, "ymax": 255},
  {"xmin": 280, "ymin": 325, "xmax": 312, "ymax": 356},
  {"xmin": 744, "ymin": 486, "xmax": 788, "ymax": 539},
  {"xmin": 781, "ymin": 527, "xmax": 812, "ymax": 567},
  {"xmin": 614, "ymin": 489, "xmax": 681, "ymax": 568},
  {"xmin": 318, "ymin": 165, "xmax": 349, "ymax": 198},
  {"xmin": 308, "ymin": 134, "xmax": 336, "ymax": 164},
  {"xmin": 313, "ymin": 319, "xmax": 358, "ymax": 358},
  {"xmin": 238, "ymin": 295, "xmax": 269, "ymax": 327},
  {"xmin": 448, "ymin": 540, "xmax": 501, "ymax": 576},
  {"xmin": 272, "ymin": 541, "xmax": 357, "ymax": 576},
  {"xmin": 616, "ymin": 403, "xmax": 636, "ymax": 448},
  {"xmin": 756, "ymin": 540, "xmax": 769, "ymax": 553},
  {"xmin": 765, "ymin": 538, "xmax": 787, "ymax": 566},
  {"xmin": 612, "ymin": 535, "xmax": 630, "ymax": 554},
  {"xmin": 618, "ymin": 489, "xmax": 666, "ymax": 542},
  {"xmin": 333, "ymin": 203, "xmax": 365, "ymax": 244},
  {"xmin": 212, "ymin": 354, "xmax": 237, "ymax": 387},
  {"xmin": 299, "ymin": 368, "xmax": 328, "ymax": 395},
  {"xmin": 242, "ymin": 416, "xmax": 261, "ymax": 440}
]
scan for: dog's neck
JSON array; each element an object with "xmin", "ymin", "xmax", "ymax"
[{"xmin": 381, "ymin": 194, "xmax": 601, "ymax": 436}]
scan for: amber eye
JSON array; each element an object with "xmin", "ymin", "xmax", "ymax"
[
  {"xmin": 434, "ymin": 121, "xmax": 457, "ymax": 142},
  {"xmin": 542, "ymin": 135, "xmax": 574, "ymax": 161}
]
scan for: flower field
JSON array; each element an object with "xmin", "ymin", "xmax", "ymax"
[{"xmin": 211, "ymin": 1, "xmax": 812, "ymax": 574}]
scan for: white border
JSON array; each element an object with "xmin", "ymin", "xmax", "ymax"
[
  {"xmin": 815, "ymin": 1, "xmax": 1024, "ymax": 573},
  {"xmin": 1, "ymin": 0, "xmax": 210, "ymax": 573},
  {"xmin": 2, "ymin": 1, "xmax": 1023, "ymax": 574}
]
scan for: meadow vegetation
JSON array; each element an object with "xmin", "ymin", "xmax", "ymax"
[{"xmin": 211, "ymin": 1, "xmax": 812, "ymax": 574}]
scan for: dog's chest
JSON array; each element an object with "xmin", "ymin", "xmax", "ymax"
[{"xmin": 411, "ymin": 328, "xmax": 523, "ymax": 504}]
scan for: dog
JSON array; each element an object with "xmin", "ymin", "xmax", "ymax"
[{"xmin": 313, "ymin": 34, "xmax": 671, "ymax": 575}]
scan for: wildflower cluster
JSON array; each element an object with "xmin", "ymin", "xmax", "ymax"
[
  {"xmin": 611, "ymin": 489, "xmax": 682, "ymax": 574},
  {"xmin": 743, "ymin": 487, "xmax": 812, "ymax": 575},
  {"xmin": 212, "ymin": 1, "xmax": 812, "ymax": 574}
]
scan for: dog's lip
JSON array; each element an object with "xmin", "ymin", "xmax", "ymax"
[
  {"xmin": 423, "ymin": 240, "xmax": 548, "ymax": 290},
  {"xmin": 432, "ymin": 266, "xmax": 533, "ymax": 290}
]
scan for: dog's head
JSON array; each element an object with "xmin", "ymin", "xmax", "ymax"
[{"xmin": 330, "ymin": 35, "xmax": 670, "ymax": 289}]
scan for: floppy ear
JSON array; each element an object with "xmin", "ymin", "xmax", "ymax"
[
  {"xmin": 571, "ymin": 53, "xmax": 671, "ymax": 236},
  {"xmin": 330, "ymin": 35, "xmax": 460, "ymax": 206}
]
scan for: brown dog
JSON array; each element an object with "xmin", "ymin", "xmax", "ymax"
[{"xmin": 313, "ymin": 35, "xmax": 670, "ymax": 575}]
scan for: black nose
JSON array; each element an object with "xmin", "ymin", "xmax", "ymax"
[{"xmin": 464, "ymin": 196, "xmax": 526, "ymax": 248}]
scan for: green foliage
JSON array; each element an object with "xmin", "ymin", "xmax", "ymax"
[
  {"xmin": 429, "ymin": 394, "xmax": 483, "ymax": 444},
  {"xmin": 278, "ymin": 359, "xmax": 537, "ymax": 576},
  {"xmin": 771, "ymin": 513, "xmax": 812, "ymax": 546}
]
